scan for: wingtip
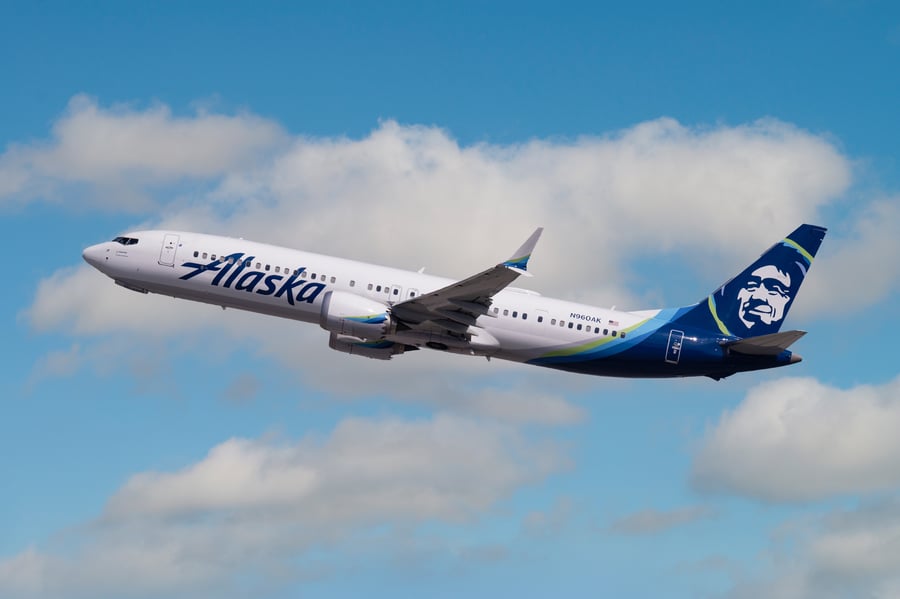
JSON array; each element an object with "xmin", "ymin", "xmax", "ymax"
[{"xmin": 504, "ymin": 227, "xmax": 544, "ymax": 271}]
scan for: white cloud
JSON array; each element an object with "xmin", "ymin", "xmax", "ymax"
[
  {"xmin": 726, "ymin": 498, "xmax": 900, "ymax": 599},
  {"xmin": 0, "ymin": 414, "xmax": 567, "ymax": 598},
  {"xmin": 607, "ymin": 505, "xmax": 716, "ymax": 535},
  {"xmin": 26, "ymin": 265, "xmax": 222, "ymax": 336},
  {"xmin": 692, "ymin": 376, "xmax": 900, "ymax": 502},
  {"xmin": 171, "ymin": 117, "xmax": 849, "ymax": 308},
  {"xmin": 0, "ymin": 95, "xmax": 286, "ymax": 208},
  {"xmin": 13, "ymin": 96, "xmax": 852, "ymax": 305},
  {"xmin": 796, "ymin": 198, "xmax": 900, "ymax": 318},
  {"xmin": 451, "ymin": 388, "xmax": 586, "ymax": 425},
  {"xmin": 108, "ymin": 413, "xmax": 562, "ymax": 521}
]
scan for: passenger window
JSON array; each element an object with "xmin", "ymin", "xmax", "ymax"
[
  {"xmin": 202, "ymin": 252, "xmax": 208, "ymax": 259},
  {"xmin": 275, "ymin": 266, "xmax": 280, "ymax": 273},
  {"xmin": 193, "ymin": 251, "xmax": 199, "ymax": 258},
  {"xmin": 256, "ymin": 262, "xmax": 262, "ymax": 269},
  {"xmin": 503, "ymin": 309, "xmax": 509, "ymax": 316},
  {"xmin": 568, "ymin": 322, "xmax": 574, "ymax": 329},
  {"xmin": 522, "ymin": 313, "xmax": 528, "ymax": 320},
  {"xmin": 512, "ymin": 311, "xmax": 518, "ymax": 318},
  {"xmin": 393, "ymin": 288, "xmax": 399, "ymax": 295},
  {"xmin": 331, "ymin": 276, "xmax": 336, "ymax": 284},
  {"xmin": 211, "ymin": 254, "xmax": 217, "ymax": 260},
  {"xmin": 368, "ymin": 283, "xmax": 374, "ymax": 291},
  {"xmin": 612, "ymin": 330, "xmax": 618, "ymax": 337},
  {"xmin": 350, "ymin": 280, "xmax": 356, "ymax": 287},
  {"xmin": 594, "ymin": 327, "xmax": 600, "ymax": 334},
  {"xmin": 265, "ymin": 264, "xmax": 270, "ymax": 271},
  {"xmin": 603, "ymin": 329, "xmax": 609, "ymax": 336},
  {"xmin": 376, "ymin": 285, "xmax": 382, "ymax": 292},
  {"xmin": 551, "ymin": 318, "xmax": 556, "ymax": 325},
  {"xmin": 537, "ymin": 316, "xmax": 543, "ymax": 323},
  {"xmin": 560, "ymin": 321, "xmax": 565, "ymax": 327},
  {"xmin": 410, "ymin": 291, "xmax": 416, "ymax": 297},
  {"xmin": 493, "ymin": 307, "xmax": 499, "ymax": 314},
  {"xmin": 621, "ymin": 332, "xmax": 626, "ymax": 339},
  {"xmin": 577, "ymin": 324, "xmax": 582, "ymax": 331}
]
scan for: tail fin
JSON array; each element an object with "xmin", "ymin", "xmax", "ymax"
[{"xmin": 674, "ymin": 224, "xmax": 827, "ymax": 337}]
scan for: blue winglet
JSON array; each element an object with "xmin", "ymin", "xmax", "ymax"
[{"xmin": 503, "ymin": 227, "xmax": 544, "ymax": 272}]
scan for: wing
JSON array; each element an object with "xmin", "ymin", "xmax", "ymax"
[{"xmin": 390, "ymin": 228, "xmax": 543, "ymax": 335}]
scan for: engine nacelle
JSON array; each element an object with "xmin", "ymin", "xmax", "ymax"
[
  {"xmin": 319, "ymin": 291, "xmax": 391, "ymax": 339},
  {"xmin": 329, "ymin": 333, "xmax": 406, "ymax": 360}
]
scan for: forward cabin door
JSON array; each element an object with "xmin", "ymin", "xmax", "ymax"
[{"xmin": 159, "ymin": 234, "xmax": 180, "ymax": 267}]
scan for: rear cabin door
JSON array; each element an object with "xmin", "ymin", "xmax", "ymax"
[{"xmin": 159, "ymin": 234, "xmax": 180, "ymax": 266}]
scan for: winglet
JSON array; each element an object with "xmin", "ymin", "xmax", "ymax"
[{"xmin": 503, "ymin": 227, "xmax": 544, "ymax": 274}]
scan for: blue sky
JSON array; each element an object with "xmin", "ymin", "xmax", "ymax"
[{"xmin": 2, "ymin": 1, "xmax": 900, "ymax": 598}]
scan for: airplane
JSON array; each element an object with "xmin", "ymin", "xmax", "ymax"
[{"xmin": 82, "ymin": 224, "xmax": 827, "ymax": 379}]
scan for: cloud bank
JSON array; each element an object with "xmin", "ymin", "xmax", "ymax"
[
  {"xmin": 693, "ymin": 376, "xmax": 900, "ymax": 502},
  {"xmin": 0, "ymin": 95, "xmax": 286, "ymax": 208},
  {"xmin": 727, "ymin": 498, "xmax": 900, "ymax": 599},
  {"xmin": 0, "ymin": 414, "xmax": 567, "ymax": 599}
]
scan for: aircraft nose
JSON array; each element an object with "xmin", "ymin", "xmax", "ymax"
[{"xmin": 82, "ymin": 243, "xmax": 108, "ymax": 269}]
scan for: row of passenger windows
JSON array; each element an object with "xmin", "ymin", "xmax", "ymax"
[
  {"xmin": 191, "ymin": 248, "xmax": 618, "ymax": 336},
  {"xmin": 491, "ymin": 305, "xmax": 625, "ymax": 338},
  {"xmin": 191, "ymin": 249, "xmax": 420, "ymax": 298},
  {"xmin": 193, "ymin": 250, "xmax": 335, "ymax": 282}
]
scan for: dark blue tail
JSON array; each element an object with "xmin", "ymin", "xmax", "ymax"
[{"xmin": 674, "ymin": 224, "xmax": 827, "ymax": 338}]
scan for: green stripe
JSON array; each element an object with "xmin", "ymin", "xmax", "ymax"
[
  {"xmin": 540, "ymin": 319, "xmax": 650, "ymax": 358},
  {"xmin": 783, "ymin": 237, "xmax": 815, "ymax": 263},
  {"xmin": 708, "ymin": 295, "xmax": 731, "ymax": 336}
]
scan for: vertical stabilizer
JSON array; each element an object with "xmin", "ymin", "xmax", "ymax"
[{"xmin": 675, "ymin": 224, "xmax": 827, "ymax": 337}]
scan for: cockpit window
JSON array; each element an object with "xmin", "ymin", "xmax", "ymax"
[{"xmin": 113, "ymin": 236, "xmax": 139, "ymax": 246}]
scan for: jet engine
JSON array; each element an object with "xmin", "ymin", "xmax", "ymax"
[
  {"xmin": 328, "ymin": 333, "xmax": 407, "ymax": 360},
  {"xmin": 319, "ymin": 291, "xmax": 392, "ymax": 339}
]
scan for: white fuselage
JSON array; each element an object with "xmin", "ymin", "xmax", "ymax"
[{"xmin": 83, "ymin": 230, "xmax": 648, "ymax": 366}]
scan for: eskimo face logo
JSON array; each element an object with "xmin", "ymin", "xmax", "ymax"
[{"xmin": 736, "ymin": 265, "xmax": 792, "ymax": 329}]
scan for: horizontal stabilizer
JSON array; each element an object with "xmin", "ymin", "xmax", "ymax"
[{"xmin": 723, "ymin": 330, "xmax": 806, "ymax": 356}]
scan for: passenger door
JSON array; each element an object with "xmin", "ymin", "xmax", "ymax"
[{"xmin": 158, "ymin": 234, "xmax": 180, "ymax": 267}]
